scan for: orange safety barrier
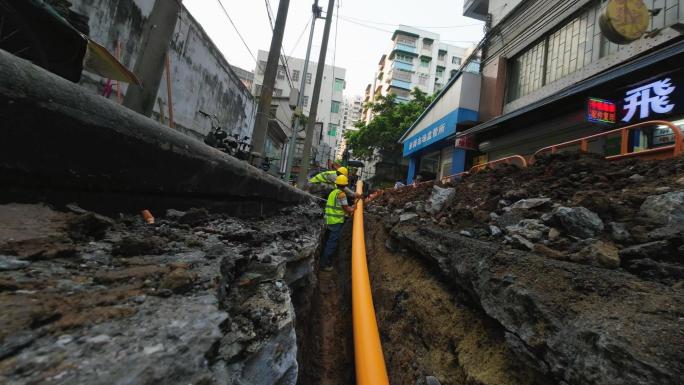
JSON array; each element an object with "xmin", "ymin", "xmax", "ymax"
[
  {"xmin": 352, "ymin": 180, "xmax": 390, "ymax": 385},
  {"xmin": 531, "ymin": 120, "xmax": 683, "ymax": 163},
  {"xmin": 469, "ymin": 155, "xmax": 529, "ymax": 173}
]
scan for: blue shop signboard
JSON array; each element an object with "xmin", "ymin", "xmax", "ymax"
[{"xmin": 403, "ymin": 110, "xmax": 459, "ymax": 157}]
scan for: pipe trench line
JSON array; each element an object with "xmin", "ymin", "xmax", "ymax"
[{"xmin": 351, "ymin": 180, "xmax": 390, "ymax": 385}]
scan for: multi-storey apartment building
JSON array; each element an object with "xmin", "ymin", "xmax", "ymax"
[
  {"xmin": 361, "ymin": 26, "xmax": 469, "ymax": 123},
  {"xmin": 253, "ymin": 50, "xmax": 347, "ymax": 173},
  {"xmin": 336, "ymin": 95, "xmax": 364, "ymax": 159},
  {"xmin": 459, "ymin": 0, "xmax": 684, "ymax": 163}
]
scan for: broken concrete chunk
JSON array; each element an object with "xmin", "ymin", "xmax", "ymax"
[
  {"xmin": 505, "ymin": 219, "xmax": 549, "ymax": 242},
  {"xmin": 628, "ymin": 174, "xmax": 645, "ymax": 182},
  {"xmin": 510, "ymin": 197, "xmax": 551, "ymax": 210},
  {"xmin": 547, "ymin": 206, "xmax": 604, "ymax": 239},
  {"xmin": 507, "ymin": 235, "xmax": 534, "ymax": 250},
  {"xmin": 399, "ymin": 213, "xmax": 419, "ymax": 222},
  {"xmin": 639, "ymin": 192, "xmax": 684, "ymax": 225},
  {"xmin": 607, "ymin": 222, "xmax": 631, "ymax": 243},
  {"xmin": 427, "ymin": 185, "xmax": 455, "ymax": 214}
]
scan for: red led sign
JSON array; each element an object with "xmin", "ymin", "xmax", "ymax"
[{"xmin": 587, "ymin": 97, "xmax": 617, "ymax": 124}]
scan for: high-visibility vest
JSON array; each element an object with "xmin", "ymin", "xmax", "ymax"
[
  {"xmin": 325, "ymin": 188, "xmax": 346, "ymax": 225},
  {"xmin": 309, "ymin": 170, "xmax": 336, "ymax": 184}
]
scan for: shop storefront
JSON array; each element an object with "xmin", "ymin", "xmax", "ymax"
[
  {"xmin": 399, "ymin": 71, "xmax": 481, "ymax": 183},
  {"xmin": 457, "ymin": 39, "xmax": 684, "ymax": 164}
]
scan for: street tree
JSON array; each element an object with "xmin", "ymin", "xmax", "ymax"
[{"xmin": 345, "ymin": 88, "xmax": 434, "ymax": 160}]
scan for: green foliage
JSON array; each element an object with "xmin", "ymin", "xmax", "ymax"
[{"xmin": 344, "ymin": 88, "xmax": 434, "ymax": 161}]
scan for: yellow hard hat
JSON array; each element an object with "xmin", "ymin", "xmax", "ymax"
[
  {"xmin": 337, "ymin": 166, "xmax": 349, "ymax": 176},
  {"xmin": 335, "ymin": 175, "xmax": 349, "ymax": 185}
]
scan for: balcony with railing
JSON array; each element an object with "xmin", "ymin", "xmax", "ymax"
[
  {"xmin": 392, "ymin": 60, "xmax": 413, "ymax": 72},
  {"xmin": 391, "ymin": 69, "xmax": 412, "ymax": 83},
  {"xmin": 394, "ymin": 42, "xmax": 417, "ymax": 55},
  {"xmin": 390, "ymin": 78, "xmax": 412, "ymax": 90}
]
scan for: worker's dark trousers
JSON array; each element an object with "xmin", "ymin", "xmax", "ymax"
[{"xmin": 321, "ymin": 223, "xmax": 344, "ymax": 268}]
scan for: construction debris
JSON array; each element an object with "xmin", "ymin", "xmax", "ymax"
[{"xmin": 369, "ymin": 152, "xmax": 684, "ymax": 384}]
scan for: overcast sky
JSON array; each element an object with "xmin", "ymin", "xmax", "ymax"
[{"xmin": 183, "ymin": 0, "xmax": 484, "ymax": 98}]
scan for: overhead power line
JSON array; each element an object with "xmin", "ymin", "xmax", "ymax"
[
  {"xmin": 340, "ymin": 17, "xmax": 478, "ymax": 44},
  {"xmin": 339, "ymin": 14, "xmax": 482, "ymax": 29},
  {"xmin": 288, "ymin": 17, "xmax": 312, "ymax": 58},
  {"xmin": 215, "ymin": 0, "xmax": 264, "ymax": 73}
]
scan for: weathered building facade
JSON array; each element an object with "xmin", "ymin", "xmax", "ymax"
[
  {"xmin": 69, "ymin": 0, "xmax": 256, "ymax": 141},
  {"xmin": 461, "ymin": 0, "xmax": 684, "ymax": 162}
]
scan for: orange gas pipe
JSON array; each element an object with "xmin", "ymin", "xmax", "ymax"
[{"xmin": 352, "ymin": 181, "xmax": 390, "ymax": 385}]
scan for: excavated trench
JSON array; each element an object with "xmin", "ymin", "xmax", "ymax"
[{"xmin": 295, "ymin": 215, "xmax": 552, "ymax": 385}]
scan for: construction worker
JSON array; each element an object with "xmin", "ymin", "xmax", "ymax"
[
  {"xmin": 307, "ymin": 166, "xmax": 356, "ymax": 199},
  {"xmin": 320, "ymin": 175, "xmax": 356, "ymax": 272}
]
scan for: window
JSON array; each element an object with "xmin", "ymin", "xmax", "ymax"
[
  {"xmin": 506, "ymin": 2, "xmax": 612, "ymax": 102},
  {"xmin": 451, "ymin": 56, "xmax": 461, "ymax": 65},
  {"xmin": 274, "ymin": 88, "xmax": 283, "ymax": 97},
  {"xmin": 258, "ymin": 61, "xmax": 267, "ymax": 74},
  {"xmin": 303, "ymin": 96, "xmax": 309, "ymax": 107},
  {"xmin": 334, "ymin": 78, "xmax": 345, "ymax": 92},
  {"xmin": 438, "ymin": 50, "xmax": 447, "ymax": 61},
  {"xmin": 395, "ymin": 53, "xmax": 413, "ymax": 63},
  {"xmin": 450, "ymin": 69, "xmax": 458, "ymax": 79},
  {"xmin": 277, "ymin": 66, "xmax": 285, "ymax": 80},
  {"xmin": 396, "ymin": 35, "xmax": 416, "ymax": 46},
  {"xmin": 254, "ymin": 84, "xmax": 262, "ymax": 95},
  {"xmin": 420, "ymin": 57, "xmax": 431, "ymax": 68},
  {"xmin": 328, "ymin": 123, "xmax": 338, "ymax": 137},
  {"xmin": 418, "ymin": 74, "xmax": 428, "ymax": 86},
  {"xmin": 436, "ymin": 67, "xmax": 444, "ymax": 78},
  {"xmin": 269, "ymin": 105, "xmax": 278, "ymax": 117},
  {"xmin": 292, "ymin": 70, "xmax": 300, "ymax": 82},
  {"xmin": 306, "ymin": 73, "xmax": 312, "ymax": 84},
  {"xmin": 331, "ymin": 101, "xmax": 341, "ymax": 114}
]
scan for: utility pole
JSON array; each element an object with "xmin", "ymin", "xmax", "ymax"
[
  {"xmin": 123, "ymin": 0, "xmax": 181, "ymax": 117},
  {"xmin": 284, "ymin": 1, "xmax": 321, "ymax": 182},
  {"xmin": 297, "ymin": 0, "xmax": 335, "ymax": 187},
  {"xmin": 251, "ymin": 0, "xmax": 291, "ymax": 165}
]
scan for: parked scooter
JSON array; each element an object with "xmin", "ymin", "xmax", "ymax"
[{"xmin": 200, "ymin": 110, "xmax": 263, "ymax": 166}]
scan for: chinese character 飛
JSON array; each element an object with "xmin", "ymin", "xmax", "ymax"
[{"xmin": 622, "ymin": 78, "xmax": 676, "ymax": 123}]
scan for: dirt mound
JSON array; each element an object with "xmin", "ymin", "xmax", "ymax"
[{"xmin": 369, "ymin": 152, "xmax": 684, "ymax": 384}]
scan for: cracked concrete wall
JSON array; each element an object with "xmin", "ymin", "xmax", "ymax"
[{"xmin": 69, "ymin": 0, "xmax": 256, "ymax": 141}]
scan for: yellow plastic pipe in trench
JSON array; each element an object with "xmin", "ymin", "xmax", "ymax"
[{"xmin": 351, "ymin": 181, "xmax": 390, "ymax": 385}]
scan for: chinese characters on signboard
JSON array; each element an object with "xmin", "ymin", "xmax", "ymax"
[
  {"xmin": 586, "ymin": 76, "xmax": 679, "ymax": 125},
  {"xmin": 455, "ymin": 134, "xmax": 476, "ymax": 150},
  {"xmin": 621, "ymin": 77, "xmax": 676, "ymax": 123},
  {"xmin": 587, "ymin": 98, "xmax": 617, "ymax": 123},
  {"xmin": 407, "ymin": 123, "xmax": 446, "ymax": 150}
]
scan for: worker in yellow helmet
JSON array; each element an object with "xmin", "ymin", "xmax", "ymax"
[
  {"xmin": 321, "ymin": 174, "xmax": 356, "ymax": 271},
  {"xmin": 306, "ymin": 166, "xmax": 356, "ymax": 199}
]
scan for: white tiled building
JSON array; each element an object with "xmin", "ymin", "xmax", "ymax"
[
  {"xmin": 253, "ymin": 50, "xmax": 346, "ymax": 167},
  {"xmin": 362, "ymin": 25, "xmax": 470, "ymax": 122}
]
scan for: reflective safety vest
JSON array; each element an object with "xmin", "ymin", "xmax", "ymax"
[
  {"xmin": 309, "ymin": 170, "xmax": 336, "ymax": 184},
  {"xmin": 325, "ymin": 188, "xmax": 346, "ymax": 225}
]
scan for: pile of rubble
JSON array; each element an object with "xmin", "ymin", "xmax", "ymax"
[
  {"xmin": 0, "ymin": 202, "xmax": 322, "ymax": 385},
  {"xmin": 370, "ymin": 152, "xmax": 684, "ymax": 384}
]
